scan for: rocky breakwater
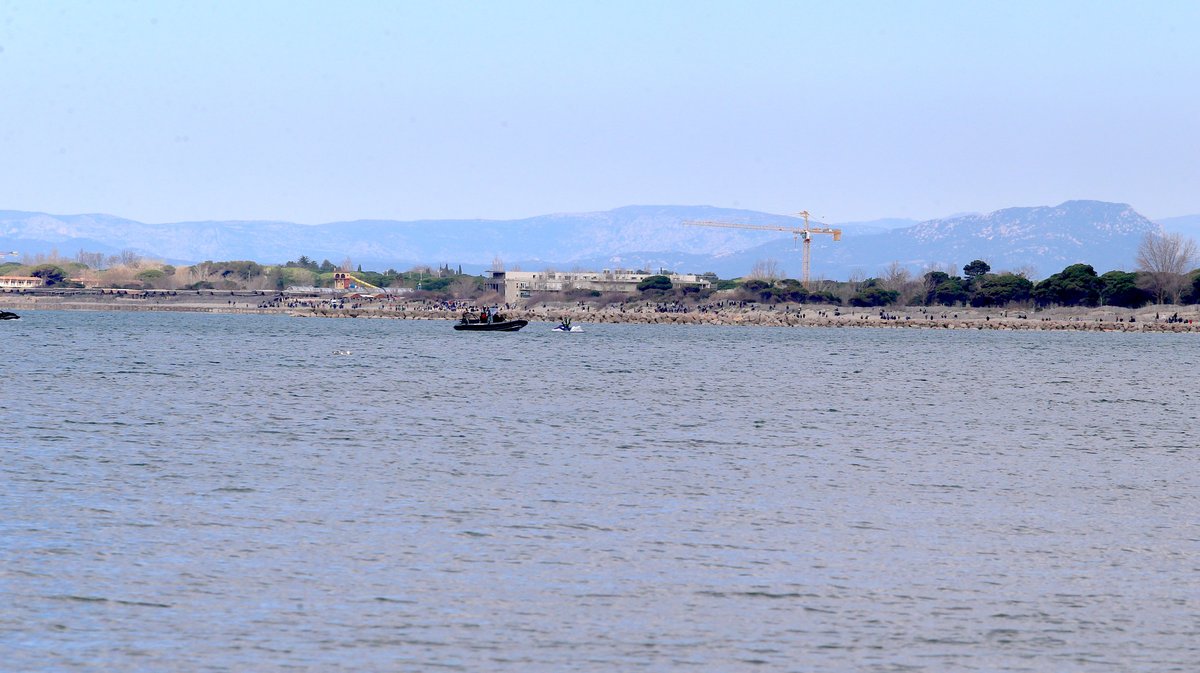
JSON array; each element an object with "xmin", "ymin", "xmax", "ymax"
[
  {"xmin": 6, "ymin": 289, "xmax": 1200, "ymax": 332},
  {"xmin": 511, "ymin": 304, "xmax": 1200, "ymax": 332}
]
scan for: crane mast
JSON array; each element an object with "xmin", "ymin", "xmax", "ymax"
[{"xmin": 682, "ymin": 211, "xmax": 841, "ymax": 289}]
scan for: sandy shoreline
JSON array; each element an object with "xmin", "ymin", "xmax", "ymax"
[{"xmin": 3, "ymin": 290, "xmax": 1199, "ymax": 332}]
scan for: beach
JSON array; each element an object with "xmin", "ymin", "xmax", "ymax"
[{"xmin": 3, "ymin": 288, "xmax": 1199, "ymax": 332}]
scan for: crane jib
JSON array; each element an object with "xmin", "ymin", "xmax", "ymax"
[{"xmin": 681, "ymin": 211, "xmax": 842, "ymax": 289}]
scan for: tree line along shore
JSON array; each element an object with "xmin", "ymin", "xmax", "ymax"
[
  {"xmin": 4, "ymin": 231, "xmax": 1200, "ymax": 329},
  {"xmin": 3, "ymin": 288, "xmax": 1198, "ymax": 332}
]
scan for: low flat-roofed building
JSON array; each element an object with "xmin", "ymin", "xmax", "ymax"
[
  {"xmin": 0, "ymin": 276, "xmax": 45, "ymax": 288},
  {"xmin": 486, "ymin": 269, "xmax": 711, "ymax": 304}
]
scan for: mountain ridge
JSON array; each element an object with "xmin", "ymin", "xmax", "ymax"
[{"xmin": 0, "ymin": 201, "xmax": 1188, "ymax": 279}]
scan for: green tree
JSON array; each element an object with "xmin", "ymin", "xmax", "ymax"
[
  {"xmin": 963, "ymin": 259, "xmax": 991, "ymax": 281},
  {"xmin": 198, "ymin": 260, "xmax": 264, "ymax": 280},
  {"xmin": 1183, "ymin": 271, "xmax": 1200, "ymax": 305},
  {"xmin": 736, "ymin": 278, "xmax": 805, "ymax": 303},
  {"xmin": 1032, "ymin": 263, "xmax": 1102, "ymax": 307},
  {"xmin": 923, "ymin": 271, "xmax": 948, "ymax": 303},
  {"xmin": 924, "ymin": 270, "xmax": 950, "ymax": 287},
  {"xmin": 970, "ymin": 273, "xmax": 1033, "ymax": 307},
  {"xmin": 637, "ymin": 275, "xmax": 673, "ymax": 292},
  {"xmin": 267, "ymin": 267, "xmax": 287, "ymax": 291},
  {"xmin": 1099, "ymin": 271, "xmax": 1152, "ymax": 308},
  {"xmin": 286, "ymin": 256, "xmax": 319, "ymax": 271},
  {"xmin": 136, "ymin": 269, "xmax": 165, "ymax": 287},
  {"xmin": 850, "ymin": 278, "xmax": 900, "ymax": 306},
  {"xmin": 421, "ymin": 277, "xmax": 453, "ymax": 292},
  {"xmin": 773, "ymin": 278, "xmax": 808, "ymax": 303},
  {"xmin": 348, "ymin": 270, "xmax": 387, "ymax": 288},
  {"xmin": 30, "ymin": 264, "xmax": 69, "ymax": 286},
  {"xmin": 806, "ymin": 289, "xmax": 841, "ymax": 305},
  {"xmin": 923, "ymin": 271, "xmax": 969, "ymax": 306}
]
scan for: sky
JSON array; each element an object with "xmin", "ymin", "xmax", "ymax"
[{"xmin": 1, "ymin": 0, "xmax": 1197, "ymax": 224}]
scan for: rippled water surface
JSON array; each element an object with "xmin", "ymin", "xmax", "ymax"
[{"xmin": 3, "ymin": 310, "xmax": 1198, "ymax": 671}]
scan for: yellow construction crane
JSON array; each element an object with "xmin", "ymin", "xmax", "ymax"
[{"xmin": 682, "ymin": 211, "xmax": 841, "ymax": 288}]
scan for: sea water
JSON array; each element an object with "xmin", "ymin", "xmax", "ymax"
[{"xmin": 2, "ymin": 310, "xmax": 1197, "ymax": 672}]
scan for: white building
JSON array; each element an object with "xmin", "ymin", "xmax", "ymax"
[
  {"xmin": 485, "ymin": 269, "xmax": 711, "ymax": 304},
  {"xmin": 0, "ymin": 276, "xmax": 44, "ymax": 288}
]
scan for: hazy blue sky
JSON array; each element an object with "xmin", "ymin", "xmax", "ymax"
[{"xmin": 1, "ymin": 0, "xmax": 1196, "ymax": 224}]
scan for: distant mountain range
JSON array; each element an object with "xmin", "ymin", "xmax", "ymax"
[{"xmin": 0, "ymin": 201, "xmax": 1190, "ymax": 280}]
